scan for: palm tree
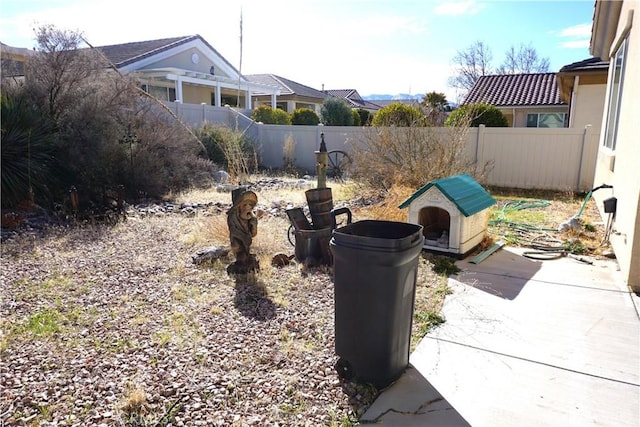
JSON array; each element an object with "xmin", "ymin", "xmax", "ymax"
[{"xmin": 422, "ymin": 91, "xmax": 450, "ymax": 111}]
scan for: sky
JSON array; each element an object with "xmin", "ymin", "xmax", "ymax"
[{"xmin": 0, "ymin": 0, "xmax": 596, "ymax": 103}]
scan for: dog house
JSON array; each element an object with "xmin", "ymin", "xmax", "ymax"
[{"xmin": 399, "ymin": 174, "xmax": 496, "ymax": 257}]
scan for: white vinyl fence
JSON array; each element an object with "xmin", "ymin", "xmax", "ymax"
[{"xmin": 163, "ymin": 102, "xmax": 599, "ymax": 192}]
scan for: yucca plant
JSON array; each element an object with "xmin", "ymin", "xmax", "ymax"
[{"xmin": 1, "ymin": 92, "xmax": 55, "ymax": 208}]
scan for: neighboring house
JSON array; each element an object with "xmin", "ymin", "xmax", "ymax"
[
  {"xmin": 590, "ymin": 0, "xmax": 639, "ymax": 292},
  {"xmin": 0, "ymin": 42, "xmax": 33, "ymax": 78},
  {"xmin": 0, "ymin": 35, "xmax": 280, "ymax": 109},
  {"xmin": 323, "ymin": 89, "xmax": 381, "ymax": 112},
  {"xmin": 366, "ymin": 98, "xmax": 422, "ymax": 109},
  {"xmin": 556, "ymin": 57, "xmax": 609, "ymax": 133},
  {"xmin": 462, "ymin": 73, "xmax": 568, "ymax": 127},
  {"xmin": 245, "ymin": 74, "xmax": 327, "ymax": 114},
  {"xmin": 96, "ymin": 35, "xmax": 279, "ymax": 109}
]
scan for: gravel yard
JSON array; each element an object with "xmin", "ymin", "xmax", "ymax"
[
  {"xmin": 1, "ymin": 178, "xmax": 605, "ymax": 426},
  {"xmin": 0, "ymin": 180, "xmax": 443, "ymax": 426}
]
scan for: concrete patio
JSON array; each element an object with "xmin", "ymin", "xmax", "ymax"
[{"xmin": 362, "ymin": 247, "xmax": 640, "ymax": 426}]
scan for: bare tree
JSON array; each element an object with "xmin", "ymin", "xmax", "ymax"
[
  {"xmin": 26, "ymin": 25, "xmax": 104, "ymax": 124},
  {"xmin": 497, "ymin": 43, "xmax": 550, "ymax": 74},
  {"xmin": 449, "ymin": 41, "xmax": 551, "ymax": 101},
  {"xmin": 448, "ymin": 41, "xmax": 493, "ymax": 94},
  {"xmin": 18, "ymin": 25, "xmax": 213, "ymax": 205}
]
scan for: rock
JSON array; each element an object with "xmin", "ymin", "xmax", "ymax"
[
  {"xmin": 192, "ymin": 246, "xmax": 230, "ymax": 265},
  {"xmin": 213, "ymin": 170, "xmax": 231, "ymax": 183},
  {"xmin": 216, "ymin": 184, "xmax": 236, "ymax": 193},
  {"xmin": 558, "ymin": 216, "xmax": 582, "ymax": 233}
]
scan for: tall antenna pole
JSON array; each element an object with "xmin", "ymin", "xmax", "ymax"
[{"xmin": 237, "ymin": 7, "xmax": 243, "ymax": 109}]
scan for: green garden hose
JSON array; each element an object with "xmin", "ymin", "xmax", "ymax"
[
  {"xmin": 489, "ymin": 199, "xmax": 556, "ymax": 233},
  {"xmin": 576, "ymin": 190, "xmax": 593, "ymax": 219}
]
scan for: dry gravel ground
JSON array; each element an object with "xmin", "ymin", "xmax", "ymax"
[
  {"xmin": 0, "ymin": 182, "xmax": 444, "ymax": 427},
  {"xmin": 0, "ymin": 180, "xmax": 608, "ymax": 426}
]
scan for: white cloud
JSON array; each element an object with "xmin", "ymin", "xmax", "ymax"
[
  {"xmin": 434, "ymin": 1, "xmax": 485, "ymax": 16},
  {"xmin": 555, "ymin": 22, "xmax": 591, "ymax": 50},
  {"xmin": 560, "ymin": 23, "xmax": 592, "ymax": 38},
  {"xmin": 559, "ymin": 40, "xmax": 590, "ymax": 49}
]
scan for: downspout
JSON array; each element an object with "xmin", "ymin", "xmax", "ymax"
[{"xmin": 569, "ymin": 75, "xmax": 579, "ymax": 128}]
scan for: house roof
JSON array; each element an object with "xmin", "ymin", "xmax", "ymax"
[
  {"xmin": 245, "ymin": 74, "xmax": 327, "ymax": 100},
  {"xmin": 398, "ymin": 174, "xmax": 496, "ymax": 217},
  {"xmin": 324, "ymin": 89, "xmax": 365, "ymax": 107},
  {"xmin": 367, "ymin": 98, "xmax": 421, "ymax": 108},
  {"xmin": 462, "ymin": 73, "xmax": 565, "ymax": 107},
  {"xmin": 97, "ymin": 36, "xmax": 189, "ymax": 67},
  {"xmin": 323, "ymin": 89, "xmax": 384, "ymax": 110},
  {"xmin": 556, "ymin": 57, "xmax": 609, "ymax": 103},
  {"xmin": 558, "ymin": 57, "xmax": 609, "ymax": 73},
  {"xmin": 96, "ymin": 34, "xmax": 239, "ymax": 75}
]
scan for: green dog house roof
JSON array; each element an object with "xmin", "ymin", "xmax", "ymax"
[{"xmin": 398, "ymin": 174, "xmax": 496, "ymax": 216}]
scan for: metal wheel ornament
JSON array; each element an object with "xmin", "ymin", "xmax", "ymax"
[
  {"xmin": 287, "ymin": 224, "xmax": 296, "ymax": 247},
  {"xmin": 326, "ymin": 150, "xmax": 352, "ymax": 181}
]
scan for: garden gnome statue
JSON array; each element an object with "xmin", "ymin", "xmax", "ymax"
[{"xmin": 227, "ymin": 186, "xmax": 259, "ymax": 274}]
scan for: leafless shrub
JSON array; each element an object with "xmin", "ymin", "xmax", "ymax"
[
  {"xmin": 14, "ymin": 25, "xmax": 214, "ymax": 206},
  {"xmin": 283, "ymin": 133, "xmax": 296, "ymax": 173},
  {"xmin": 130, "ymin": 99, "xmax": 213, "ymax": 197},
  {"xmin": 219, "ymin": 130, "xmax": 254, "ymax": 183},
  {"xmin": 350, "ymin": 116, "xmax": 492, "ymax": 191}
]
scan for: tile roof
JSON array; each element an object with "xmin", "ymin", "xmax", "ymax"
[
  {"xmin": 96, "ymin": 36, "xmax": 194, "ymax": 67},
  {"xmin": 245, "ymin": 74, "xmax": 327, "ymax": 99},
  {"xmin": 366, "ymin": 99, "xmax": 421, "ymax": 108},
  {"xmin": 325, "ymin": 89, "xmax": 362, "ymax": 105},
  {"xmin": 559, "ymin": 57, "xmax": 609, "ymax": 73},
  {"xmin": 398, "ymin": 174, "xmax": 496, "ymax": 216},
  {"xmin": 462, "ymin": 73, "xmax": 565, "ymax": 107},
  {"xmin": 324, "ymin": 89, "xmax": 378, "ymax": 109},
  {"xmin": 556, "ymin": 57, "xmax": 609, "ymax": 103}
]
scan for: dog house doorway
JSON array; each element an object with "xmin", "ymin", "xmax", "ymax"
[{"xmin": 419, "ymin": 206, "xmax": 450, "ymax": 247}]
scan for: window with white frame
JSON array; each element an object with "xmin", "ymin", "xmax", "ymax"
[
  {"xmin": 526, "ymin": 113, "xmax": 566, "ymax": 128},
  {"xmin": 603, "ymin": 36, "xmax": 628, "ymax": 151},
  {"xmin": 141, "ymin": 84, "xmax": 176, "ymax": 102}
]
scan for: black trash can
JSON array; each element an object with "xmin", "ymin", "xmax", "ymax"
[{"xmin": 330, "ymin": 213, "xmax": 424, "ymax": 389}]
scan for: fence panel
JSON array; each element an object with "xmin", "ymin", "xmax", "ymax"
[
  {"xmin": 478, "ymin": 127, "xmax": 594, "ymax": 191},
  {"xmin": 161, "ymin": 102, "xmax": 598, "ymax": 191}
]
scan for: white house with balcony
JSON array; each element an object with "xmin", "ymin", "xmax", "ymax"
[{"xmin": 97, "ymin": 35, "xmax": 280, "ymax": 109}]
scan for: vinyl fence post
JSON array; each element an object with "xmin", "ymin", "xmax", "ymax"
[
  {"xmin": 577, "ymin": 124, "xmax": 592, "ymax": 191},
  {"xmin": 476, "ymin": 124, "xmax": 485, "ymax": 164}
]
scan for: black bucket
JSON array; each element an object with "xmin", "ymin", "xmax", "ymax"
[
  {"xmin": 306, "ymin": 188, "xmax": 333, "ymax": 229},
  {"xmin": 294, "ymin": 227, "xmax": 333, "ymax": 266}
]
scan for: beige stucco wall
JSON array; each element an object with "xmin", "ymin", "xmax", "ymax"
[
  {"xmin": 572, "ymin": 83, "xmax": 607, "ymax": 132},
  {"xmin": 593, "ymin": 1, "xmax": 640, "ymax": 291},
  {"xmin": 182, "ymin": 85, "xmax": 213, "ymax": 105},
  {"xmin": 141, "ymin": 48, "xmax": 231, "ymax": 78}
]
